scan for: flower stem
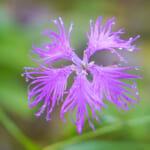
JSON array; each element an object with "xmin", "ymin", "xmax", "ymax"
[{"xmin": 0, "ymin": 108, "xmax": 41, "ymax": 150}]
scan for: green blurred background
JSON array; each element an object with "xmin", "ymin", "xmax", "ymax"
[{"xmin": 0, "ymin": 0, "xmax": 150, "ymax": 150}]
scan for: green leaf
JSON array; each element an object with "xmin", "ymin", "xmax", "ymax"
[
  {"xmin": 43, "ymin": 115, "xmax": 150, "ymax": 150},
  {"xmin": 60, "ymin": 141, "xmax": 150, "ymax": 150}
]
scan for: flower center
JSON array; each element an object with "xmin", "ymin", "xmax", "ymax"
[{"xmin": 71, "ymin": 60, "xmax": 95, "ymax": 77}]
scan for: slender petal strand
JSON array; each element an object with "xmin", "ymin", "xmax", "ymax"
[
  {"xmin": 23, "ymin": 17, "xmax": 141, "ymax": 133},
  {"xmin": 30, "ymin": 17, "xmax": 74, "ymax": 65},
  {"xmin": 85, "ymin": 17, "xmax": 140, "ymax": 61},
  {"xmin": 89, "ymin": 65, "xmax": 142, "ymax": 112},
  {"xmin": 61, "ymin": 72, "xmax": 107, "ymax": 134},
  {"xmin": 24, "ymin": 66, "xmax": 72, "ymax": 120}
]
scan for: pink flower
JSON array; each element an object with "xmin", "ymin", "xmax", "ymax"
[{"xmin": 23, "ymin": 17, "xmax": 141, "ymax": 133}]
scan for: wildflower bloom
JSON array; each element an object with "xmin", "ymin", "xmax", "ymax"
[{"xmin": 23, "ymin": 17, "xmax": 141, "ymax": 134}]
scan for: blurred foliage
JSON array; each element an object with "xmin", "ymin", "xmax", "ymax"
[
  {"xmin": 0, "ymin": 0, "xmax": 150, "ymax": 150},
  {"xmin": 59, "ymin": 141, "xmax": 150, "ymax": 150}
]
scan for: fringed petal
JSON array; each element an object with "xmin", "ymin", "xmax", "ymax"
[
  {"xmin": 60, "ymin": 72, "xmax": 107, "ymax": 133},
  {"xmin": 30, "ymin": 17, "xmax": 75, "ymax": 65},
  {"xmin": 23, "ymin": 65, "xmax": 72, "ymax": 120},
  {"xmin": 84, "ymin": 17, "xmax": 140, "ymax": 62},
  {"xmin": 89, "ymin": 64, "xmax": 142, "ymax": 112}
]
